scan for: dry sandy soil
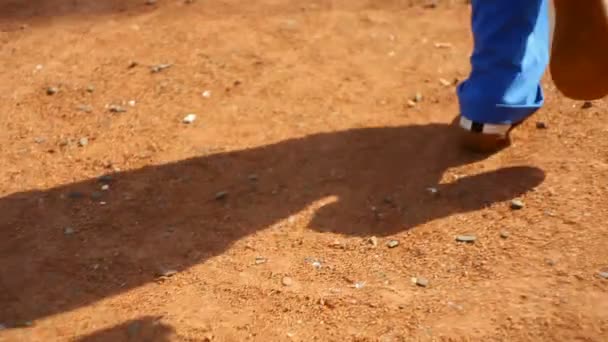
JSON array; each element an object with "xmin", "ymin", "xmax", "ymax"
[{"xmin": 1, "ymin": 0, "xmax": 607, "ymax": 341}]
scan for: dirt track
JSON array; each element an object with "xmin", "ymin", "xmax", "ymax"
[{"xmin": 1, "ymin": 0, "xmax": 607, "ymax": 341}]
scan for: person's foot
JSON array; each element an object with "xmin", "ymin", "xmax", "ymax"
[
  {"xmin": 550, "ymin": 0, "xmax": 608, "ymax": 100},
  {"xmin": 456, "ymin": 116, "xmax": 517, "ymax": 153}
]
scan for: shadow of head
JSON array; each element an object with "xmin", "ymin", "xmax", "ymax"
[
  {"xmin": 0, "ymin": 122, "xmax": 544, "ymax": 325},
  {"xmin": 76, "ymin": 316, "xmax": 174, "ymax": 342}
]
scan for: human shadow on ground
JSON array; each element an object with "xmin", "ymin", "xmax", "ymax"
[
  {"xmin": 76, "ymin": 316, "xmax": 174, "ymax": 342},
  {"xmin": 0, "ymin": 122, "xmax": 545, "ymax": 326}
]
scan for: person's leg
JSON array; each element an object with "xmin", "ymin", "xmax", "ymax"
[
  {"xmin": 457, "ymin": 0, "xmax": 550, "ymax": 152},
  {"xmin": 551, "ymin": 0, "xmax": 608, "ymax": 100}
]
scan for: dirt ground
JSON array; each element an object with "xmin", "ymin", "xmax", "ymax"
[{"xmin": 1, "ymin": 0, "xmax": 607, "ymax": 341}]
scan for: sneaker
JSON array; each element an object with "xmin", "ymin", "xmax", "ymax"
[
  {"xmin": 550, "ymin": 0, "xmax": 608, "ymax": 100},
  {"xmin": 456, "ymin": 116, "xmax": 524, "ymax": 153}
]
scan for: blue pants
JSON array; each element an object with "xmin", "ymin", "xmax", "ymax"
[{"xmin": 457, "ymin": 0, "xmax": 551, "ymax": 125}]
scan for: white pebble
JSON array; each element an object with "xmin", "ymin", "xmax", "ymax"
[
  {"xmin": 202, "ymin": 90, "xmax": 211, "ymax": 98},
  {"xmin": 101, "ymin": 184, "xmax": 110, "ymax": 191},
  {"xmin": 128, "ymin": 100, "xmax": 136, "ymax": 107},
  {"xmin": 183, "ymin": 114, "xmax": 197, "ymax": 124}
]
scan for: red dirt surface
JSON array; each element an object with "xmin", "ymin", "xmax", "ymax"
[{"xmin": 1, "ymin": 0, "xmax": 607, "ymax": 341}]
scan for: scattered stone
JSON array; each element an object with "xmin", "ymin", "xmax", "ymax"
[
  {"xmin": 354, "ymin": 281, "xmax": 366, "ymax": 289},
  {"xmin": 456, "ymin": 235, "xmax": 477, "ymax": 243},
  {"xmin": 387, "ymin": 240, "xmax": 400, "ymax": 248},
  {"xmin": 77, "ymin": 104, "xmax": 93, "ymax": 113},
  {"xmin": 101, "ymin": 184, "xmax": 110, "ymax": 191},
  {"xmin": 500, "ymin": 231, "xmax": 510, "ymax": 239},
  {"xmin": 64, "ymin": 227, "xmax": 76, "ymax": 235},
  {"xmin": 46, "ymin": 87, "xmax": 59, "ymax": 95},
  {"xmin": 215, "ymin": 191, "xmax": 228, "ymax": 200},
  {"xmin": 282, "ymin": 276, "xmax": 293, "ymax": 286},
  {"xmin": 426, "ymin": 187, "xmax": 439, "ymax": 195},
  {"xmin": 510, "ymin": 199, "xmax": 525, "ymax": 210},
  {"xmin": 150, "ymin": 63, "xmax": 172, "ymax": 73},
  {"xmin": 91, "ymin": 191, "xmax": 103, "ymax": 200},
  {"xmin": 413, "ymin": 92, "xmax": 423, "ymax": 103},
  {"xmin": 34, "ymin": 137, "xmax": 46, "ymax": 144},
  {"xmin": 248, "ymin": 174, "xmax": 259, "ymax": 181},
  {"xmin": 582, "ymin": 101, "xmax": 593, "ymax": 109},
  {"xmin": 536, "ymin": 121, "xmax": 548, "ymax": 129},
  {"xmin": 78, "ymin": 137, "xmax": 89, "ymax": 147},
  {"xmin": 128, "ymin": 61, "xmax": 138, "ymax": 69},
  {"xmin": 183, "ymin": 114, "xmax": 197, "ymax": 124},
  {"xmin": 86, "ymin": 85, "xmax": 95, "ymax": 93},
  {"xmin": 599, "ymin": 271, "xmax": 608, "ymax": 279},
  {"xmin": 545, "ymin": 259, "xmax": 556, "ymax": 266},
  {"xmin": 128, "ymin": 100, "xmax": 136, "ymax": 107},
  {"xmin": 312, "ymin": 261, "xmax": 322, "ymax": 269},
  {"xmin": 255, "ymin": 257, "xmax": 267, "ymax": 265},
  {"xmin": 146, "ymin": 0, "xmax": 157, "ymax": 5},
  {"xmin": 202, "ymin": 90, "xmax": 212, "ymax": 98},
  {"xmin": 157, "ymin": 269, "xmax": 178, "ymax": 277},
  {"xmin": 434, "ymin": 42, "xmax": 452, "ymax": 49},
  {"xmin": 407, "ymin": 100, "xmax": 417, "ymax": 108},
  {"xmin": 329, "ymin": 240, "xmax": 344, "ymax": 249},
  {"xmin": 415, "ymin": 277, "xmax": 429, "ymax": 287},
  {"xmin": 369, "ymin": 236, "xmax": 378, "ymax": 247},
  {"xmin": 439, "ymin": 78, "xmax": 452, "ymax": 86},
  {"xmin": 108, "ymin": 104, "xmax": 127, "ymax": 113}
]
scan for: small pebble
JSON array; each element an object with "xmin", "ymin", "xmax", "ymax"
[
  {"xmin": 215, "ymin": 191, "xmax": 228, "ymax": 200},
  {"xmin": 150, "ymin": 63, "xmax": 172, "ymax": 73},
  {"xmin": 255, "ymin": 257, "xmax": 267, "ymax": 265},
  {"xmin": 434, "ymin": 42, "xmax": 452, "ymax": 49},
  {"xmin": 536, "ymin": 122, "xmax": 548, "ymax": 129},
  {"xmin": 86, "ymin": 85, "xmax": 95, "ymax": 93},
  {"xmin": 369, "ymin": 236, "xmax": 378, "ymax": 247},
  {"xmin": 439, "ymin": 78, "xmax": 452, "ymax": 86},
  {"xmin": 511, "ymin": 199, "xmax": 525, "ymax": 210},
  {"xmin": 248, "ymin": 174, "xmax": 259, "ymax": 181},
  {"xmin": 500, "ymin": 231, "xmax": 510, "ymax": 239},
  {"xmin": 386, "ymin": 240, "xmax": 400, "ymax": 248},
  {"xmin": 101, "ymin": 184, "xmax": 110, "ymax": 191},
  {"xmin": 78, "ymin": 137, "xmax": 89, "ymax": 147},
  {"xmin": 282, "ymin": 276, "xmax": 293, "ymax": 286},
  {"xmin": 413, "ymin": 92, "xmax": 423, "ymax": 103},
  {"xmin": 183, "ymin": 114, "xmax": 197, "ymax": 124},
  {"xmin": 354, "ymin": 281, "xmax": 366, "ymax": 289},
  {"xmin": 582, "ymin": 101, "xmax": 593, "ymax": 109},
  {"xmin": 46, "ymin": 87, "xmax": 59, "ymax": 95},
  {"xmin": 426, "ymin": 187, "xmax": 439, "ymax": 195},
  {"xmin": 407, "ymin": 100, "xmax": 417, "ymax": 108},
  {"xmin": 108, "ymin": 104, "xmax": 127, "ymax": 113},
  {"xmin": 146, "ymin": 0, "xmax": 157, "ymax": 5},
  {"xmin": 128, "ymin": 61, "xmax": 138, "ymax": 69},
  {"xmin": 415, "ymin": 277, "xmax": 429, "ymax": 287},
  {"xmin": 456, "ymin": 235, "xmax": 477, "ymax": 243},
  {"xmin": 64, "ymin": 227, "xmax": 76, "ymax": 235},
  {"xmin": 599, "ymin": 272, "xmax": 608, "ymax": 279},
  {"xmin": 77, "ymin": 104, "xmax": 93, "ymax": 113},
  {"xmin": 157, "ymin": 269, "xmax": 178, "ymax": 277},
  {"xmin": 202, "ymin": 90, "xmax": 212, "ymax": 98},
  {"xmin": 128, "ymin": 100, "xmax": 136, "ymax": 107},
  {"xmin": 34, "ymin": 137, "xmax": 46, "ymax": 144},
  {"xmin": 312, "ymin": 261, "xmax": 322, "ymax": 269}
]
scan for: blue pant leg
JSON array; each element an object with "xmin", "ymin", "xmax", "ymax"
[{"xmin": 457, "ymin": 0, "xmax": 550, "ymax": 125}]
